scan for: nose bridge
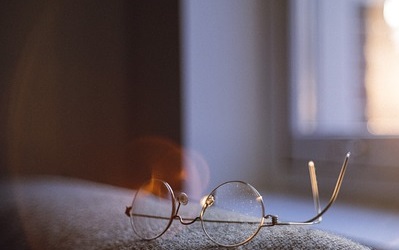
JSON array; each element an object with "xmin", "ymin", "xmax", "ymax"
[{"xmin": 173, "ymin": 192, "xmax": 201, "ymax": 225}]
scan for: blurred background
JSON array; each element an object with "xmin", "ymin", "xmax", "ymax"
[
  {"xmin": 1, "ymin": 0, "xmax": 399, "ymax": 248},
  {"xmin": 0, "ymin": 0, "xmax": 182, "ymax": 188}
]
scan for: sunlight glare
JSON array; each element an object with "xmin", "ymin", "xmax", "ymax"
[
  {"xmin": 384, "ymin": 0, "xmax": 399, "ymax": 29},
  {"xmin": 366, "ymin": 1, "xmax": 399, "ymax": 134}
]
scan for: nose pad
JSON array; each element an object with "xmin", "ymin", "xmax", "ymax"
[
  {"xmin": 178, "ymin": 192, "xmax": 189, "ymax": 205},
  {"xmin": 205, "ymin": 195, "xmax": 215, "ymax": 207}
]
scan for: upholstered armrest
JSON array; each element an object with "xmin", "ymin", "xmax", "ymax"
[{"xmin": 0, "ymin": 176, "xmax": 370, "ymax": 249}]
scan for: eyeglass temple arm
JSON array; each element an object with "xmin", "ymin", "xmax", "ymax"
[
  {"xmin": 274, "ymin": 152, "xmax": 350, "ymax": 226},
  {"xmin": 308, "ymin": 160, "xmax": 321, "ymax": 220}
]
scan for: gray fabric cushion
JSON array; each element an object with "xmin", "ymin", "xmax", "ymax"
[{"xmin": 0, "ymin": 176, "xmax": 371, "ymax": 249}]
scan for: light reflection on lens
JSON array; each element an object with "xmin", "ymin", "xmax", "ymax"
[
  {"xmin": 130, "ymin": 179, "xmax": 174, "ymax": 240},
  {"xmin": 200, "ymin": 181, "xmax": 264, "ymax": 247}
]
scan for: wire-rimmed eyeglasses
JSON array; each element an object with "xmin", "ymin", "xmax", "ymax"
[{"xmin": 125, "ymin": 153, "xmax": 350, "ymax": 247}]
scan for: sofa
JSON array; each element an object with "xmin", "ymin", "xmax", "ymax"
[{"xmin": 0, "ymin": 175, "xmax": 371, "ymax": 249}]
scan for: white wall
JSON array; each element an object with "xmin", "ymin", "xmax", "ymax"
[{"xmin": 181, "ymin": 0, "xmax": 285, "ymax": 193}]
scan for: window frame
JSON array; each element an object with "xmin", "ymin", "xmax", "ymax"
[{"xmin": 289, "ymin": 0, "xmax": 399, "ymax": 209}]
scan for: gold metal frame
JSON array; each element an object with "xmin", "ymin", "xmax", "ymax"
[{"xmin": 125, "ymin": 152, "xmax": 351, "ymax": 247}]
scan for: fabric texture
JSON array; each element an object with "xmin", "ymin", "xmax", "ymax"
[{"xmin": 0, "ymin": 176, "xmax": 371, "ymax": 250}]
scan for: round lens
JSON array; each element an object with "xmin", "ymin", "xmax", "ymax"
[
  {"xmin": 130, "ymin": 179, "xmax": 175, "ymax": 240},
  {"xmin": 200, "ymin": 181, "xmax": 264, "ymax": 247}
]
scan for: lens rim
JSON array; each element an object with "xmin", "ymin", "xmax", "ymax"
[
  {"xmin": 199, "ymin": 180, "xmax": 265, "ymax": 247},
  {"xmin": 130, "ymin": 179, "xmax": 176, "ymax": 240}
]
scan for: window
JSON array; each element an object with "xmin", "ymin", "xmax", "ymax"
[{"xmin": 290, "ymin": 0, "xmax": 399, "ymax": 208}]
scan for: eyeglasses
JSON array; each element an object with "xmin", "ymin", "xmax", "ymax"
[{"xmin": 125, "ymin": 152, "xmax": 350, "ymax": 247}]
